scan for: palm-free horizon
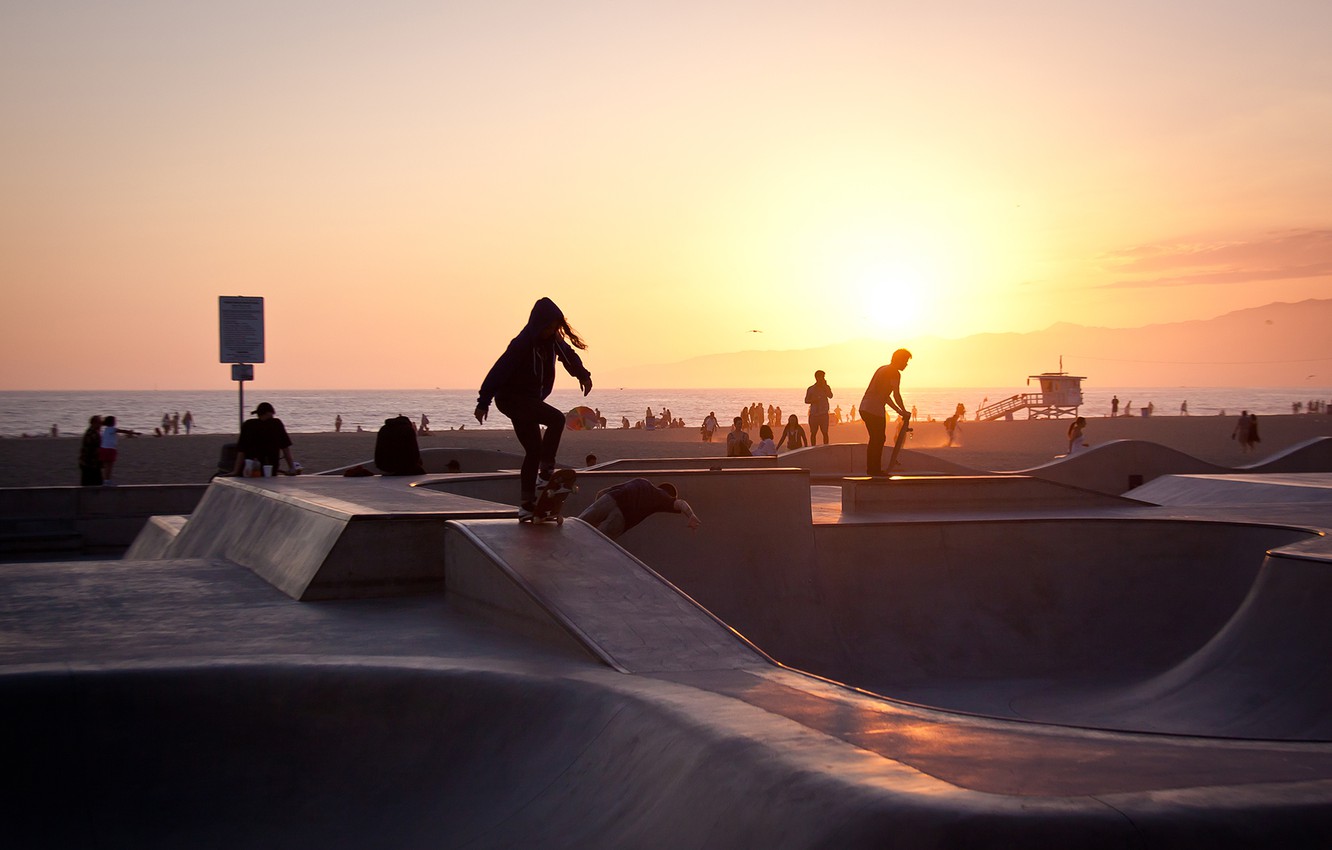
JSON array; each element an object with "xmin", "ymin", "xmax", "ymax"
[{"xmin": 3, "ymin": 3, "xmax": 1330, "ymax": 391}]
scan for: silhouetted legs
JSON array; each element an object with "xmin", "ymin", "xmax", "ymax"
[
  {"xmin": 496, "ymin": 394, "xmax": 566, "ymax": 501},
  {"xmin": 863, "ymin": 412, "xmax": 887, "ymax": 475}
]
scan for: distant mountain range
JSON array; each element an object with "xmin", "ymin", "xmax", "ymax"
[{"xmin": 600, "ymin": 299, "xmax": 1332, "ymax": 388}]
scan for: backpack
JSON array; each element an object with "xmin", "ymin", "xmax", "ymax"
[{"xmin": 374, "ymin": 415, "xmax": 425, "ymax": 475}]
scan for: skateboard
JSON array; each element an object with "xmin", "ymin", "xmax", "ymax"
[
  {"xmin": 526, "ymin": 468, "xmax": 578, "ymax": 525},
  {"xmin": 884, "ymin": 412, "xmax": 913, "ymax": 473}
]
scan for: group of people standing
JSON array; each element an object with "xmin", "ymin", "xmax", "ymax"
[
  {"xmin": 78, "ymin": 415, "xmax": 134, "ymax": 486},
  {"xmin": 157, "ymin": 410, "xmax": 193, "ymax": 436}
]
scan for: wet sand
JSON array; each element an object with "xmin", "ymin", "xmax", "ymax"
[{"xmin": 3, "ymin": 414, "xmax": 1330, "ymax": 488}]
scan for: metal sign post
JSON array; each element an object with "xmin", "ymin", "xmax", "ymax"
[
  {"xmin": 231, "ymin": 363, "xmax": 254, "ymax": 430},
  {"xmin": 219, "ymin": 297, "xmax": 265, "ymax": 431}
]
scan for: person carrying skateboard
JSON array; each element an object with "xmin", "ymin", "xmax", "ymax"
[
  {"xmin": 578, "ymin": 478, "xmax": 701, "ymax": 540},
  {"xmin": 475, "ymin": 298, "xmax": 593, "ymax": 521},
  {"xmin": 859, "ymin": 348, "xmax": 912, "ymax": 476}
]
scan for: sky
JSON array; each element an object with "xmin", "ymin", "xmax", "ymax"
[{"xmin": 2, "ymin": 0, "xmax": 1330, "ymax": 390}]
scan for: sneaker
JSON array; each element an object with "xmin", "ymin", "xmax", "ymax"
[
  {"xmin": 536, "ymin": 466, "xmax": 555, "ymax": 490},
  {"xmin": 518, "ymin": 501, "xmax": 536, "ymax": 523}
]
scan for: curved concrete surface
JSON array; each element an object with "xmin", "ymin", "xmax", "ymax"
[
  {"xmin": 1012, "ymin": 541, "xmax": 1332, "ymax": 739},
  {"xmin": 1018, "ymin": 439, "xmax": 1228, "ymax": 494},
  {"xmin": 628, "ymin": 516, "xmax": 1325, "ymax": 739},
  {"xmin": 10, "ymin": 662, "xmax": 1004, "ymax": 850},
  {"xmin": 1132, "ymin": 472, "xmax": 1332, "ymax": 506},
  {"xmin": 8, "ymin": 556, "xmax": 1332, "ymax": 848},
  {"xmin": 17, "ymin": 467, "xmax": 1332, "ymax": 845},
  {"xmin": 1017, "ymin": 436, "xmax": 1332, "ymax": 496},
  {"xmin": 1244, "ymin": 436, "xmax": 1332, "ymax": 473}
]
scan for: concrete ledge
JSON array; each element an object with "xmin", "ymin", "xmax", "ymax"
[
  {"xmin": 0, "ymin": 484, "xmax": 207, "ymax": 558},
  {"xmin": 317, "ymin": 446, "xmax": 528, "ymax": 475},
  {"xmin": 593, "ymin": 456, "xmax": 777, "ymax": 471},
  {"xmin": 143, "ymin": 477, "xmax": 512, "ymax": 600},
  {"xmin": 841, "ymin": 474, "xmax": 1136, "ymax": 514},
  {"xmin": 124, "ymin": 515, "xmax": 188, "ymax": 560}
]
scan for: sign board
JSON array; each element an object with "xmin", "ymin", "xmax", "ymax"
[
  {"xmin": 231, "ymin": 363, "xmax": 254, "ymax": 382},
  {"xmin": 219, "ymin": 296, "xmax": 265, "ymax": 363}
]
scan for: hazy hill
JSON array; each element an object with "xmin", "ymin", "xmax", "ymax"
[{"xmin": 600, "ymin": 299, "xmax": 1332, "ymax": 388}]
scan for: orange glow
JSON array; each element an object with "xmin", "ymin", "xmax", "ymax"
[{"xmin": 2, "ymin": 4, "xmax": 1330, "ymax": 389}]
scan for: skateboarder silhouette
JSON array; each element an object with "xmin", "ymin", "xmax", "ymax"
[
  {"xmin": 474, "ymin": 298, "xmax": 592, "ymax": 521},
  {"xmin": 859, "ymin": 348, "xmax": 912, "ymax": 476}
]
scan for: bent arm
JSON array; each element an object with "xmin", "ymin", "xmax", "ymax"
[
  {"xmin": 554, "ymin": 339, "xmax": 593, "ymax": 395},
  {"xmin": 888, "ymin": 390, "xmax": 908, "ymax": 419}
]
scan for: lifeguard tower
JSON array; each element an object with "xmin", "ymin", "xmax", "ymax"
[{"xmin": 978, "ymin": 362, "xmax": 1085, "ymax": 421}]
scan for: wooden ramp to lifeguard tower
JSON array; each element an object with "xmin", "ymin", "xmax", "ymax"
[{"xmin": 978, "ymin": 369, "xmax": 1086, "ymax": 421}]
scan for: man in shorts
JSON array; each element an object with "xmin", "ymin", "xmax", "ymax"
[
  {"xmin": 579, "ymin": 478, "xmax": 701, "ymax": 540},
  {"xmin": 805, "ymin": 370, "xmax": 833, "ymax": 445}
]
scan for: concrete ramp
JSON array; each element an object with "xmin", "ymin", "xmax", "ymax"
[
  {"xmin": 1019, "ymin": 439, "xmax": 1228, "ymax": 495},
  {"xmin": 1017, "ymin": 437, "xmax": 1332, "ymax": 497},
  {"xmin": 7, "ymin": 661, "xmax": 958, "ymax": 850},
  {"xmin": 1244, "ymin": 436, "xmax": 1332, "ymax": 474},
  {"xmin": 444, "ymin": 519, "xmax": 768, "ymax": 674},
  {"xmin": 1011, "ymin": 537, "xmax": 1332, "ymax": 739},
  {"xmin": 1133, "ymin": 472, "xmax": 1332, "ymax": 506},
  {"xmin": 639, "ymin": 512, "xmax": 1323, "ymax": 739},
  {"xmin": 135, "ymin": 476, "xmax": 511, "ymax": 599}
]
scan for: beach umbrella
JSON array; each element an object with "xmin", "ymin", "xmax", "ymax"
[{"xmin": 565, "ymin": 406, "xmax": 598, "ymax": 431}]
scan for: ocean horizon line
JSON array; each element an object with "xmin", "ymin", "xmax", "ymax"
[{"xmin": 4, "ymin": 382, "xmax": 1327, "ymax": 393}]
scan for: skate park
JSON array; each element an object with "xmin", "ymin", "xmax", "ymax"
[{"xmin": 4, "ymin": 439, "xmax": 1332, "ymax": 847}]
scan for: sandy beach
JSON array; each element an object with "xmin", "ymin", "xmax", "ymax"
[{"xmin": 4, "ymin": 413, "xmax": 1330, "ymax": 489}]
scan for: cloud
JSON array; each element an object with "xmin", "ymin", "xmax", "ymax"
[{"xmin": 1099, "ymin": 228, "xmax": 1332, "ymax": 289}]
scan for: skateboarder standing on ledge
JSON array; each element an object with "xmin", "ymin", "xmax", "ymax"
[
  {"xmin": 860, "ymin": 348, "xmax": 912, "ymax": 476},
  {"xmin": 475, "ymin": 297, "xmax": 593, "ymax": 522},
  {"xmin": 579, "ymin": 478, "xmax": 701, "ymax": 540}
]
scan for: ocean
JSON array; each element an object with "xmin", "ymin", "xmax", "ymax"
[{"xmin": 2, "ymin": 386, "xmax": 1329, "ymax": 439}]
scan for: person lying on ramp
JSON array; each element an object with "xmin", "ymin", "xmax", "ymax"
[{"xmin": 578, "ymin": 478, "xmax": 701, "ymax": 540}]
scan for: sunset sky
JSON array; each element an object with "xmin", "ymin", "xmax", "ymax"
[{"xmin": 3, "ymin": 1, "xmax": 1330, "ymax": 390}]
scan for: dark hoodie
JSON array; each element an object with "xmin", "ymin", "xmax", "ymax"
[{"xmin": 477, "ymin": 298, "xmax": 591, "ymax": 408}]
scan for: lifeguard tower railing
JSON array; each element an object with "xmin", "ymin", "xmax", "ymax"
[{"xmin": 977, "ymin": 390, "xmax": 1083, "ymax": 421}]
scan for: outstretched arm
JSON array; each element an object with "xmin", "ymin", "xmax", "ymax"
[{"xmin": 674, "ymin": 499, "xmax": 701, "ymax": 530}]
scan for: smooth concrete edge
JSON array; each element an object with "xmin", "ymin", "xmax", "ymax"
[
  {"xmin": 840, "ymin": 474, "xmax": 1137, "ymax": 514},
  {"xmin": 451, "ymin": 518, "xmax": 776, "ymax": 675},
  {"xmin": 444, "ymin": 520, "xmax": 619, "ymax": 669},
  {"xmin": 2, "ymin": 657, "xmax": 1166, "ymax": 848},
  {"xmin": 123, "ymin": 515, "xmax": 187, "ymax": 560}
]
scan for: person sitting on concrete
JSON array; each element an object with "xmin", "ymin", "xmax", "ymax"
[
  {"xmin": 232, "ymin": 402, "xmax": 298, "ymax": 476},
  {"xmin": 777, "ymin": 414, "xmax": 808, "ymax": 452},
  {"xmin": 751, "ymin": 424, "xmax": 778, "ymax": 456},
  {"xmin": 578, "ymin": 478, "xmax": 701, "ymax": 540},
  {"xmin": 725, "ymin": 416, "xmax": 752, "ymax": 457}
]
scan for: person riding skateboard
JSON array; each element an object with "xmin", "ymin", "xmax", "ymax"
[
  {"xmin": 474, "ymin": 298, "xmax": 592, "ymax": 522},
  {"xmin": 578, "ymin": 478, "xmax": 701, "ymax": 540},
  {"xmin": 860, "ymin": 348, "xmax": 912, "ymax": 476}
]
